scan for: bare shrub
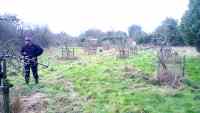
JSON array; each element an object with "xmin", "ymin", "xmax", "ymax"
[{"xmin": 157, "ymin": 70, "xmax": 183, "ymax": 88}]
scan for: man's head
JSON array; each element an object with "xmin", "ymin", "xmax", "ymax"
[{"xmin": 24, "ymin": 36, "xmax": 33, "ymax": 46}]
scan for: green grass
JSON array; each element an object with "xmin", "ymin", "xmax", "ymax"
[
  {"xmin": 61, "ymin": 51, "xmax": 200, "ymax": 113},
  {"xmin": 126, "ymin": 51, "xmax": 156, "ymax": 74},
  {"xmin": 7, "ymin": 48, "xmax": 200, "ymax": 113},
  {"xmin": 186, "ymin": 57, "xmax": 200, "ymax": 83}
]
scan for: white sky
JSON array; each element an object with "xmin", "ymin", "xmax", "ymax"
[{"xmin": 0, "ymin": 0, "xmax": 189, "ymax": 36}]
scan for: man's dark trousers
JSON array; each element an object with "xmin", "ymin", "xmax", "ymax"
[{"xmin": 24, "ymin": 62, "xmax": 39, "ymax": 84}]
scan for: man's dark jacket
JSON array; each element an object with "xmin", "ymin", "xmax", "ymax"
[{"xmin": 20, "ymin": 44, "xmax": 43, "ymax": 63}]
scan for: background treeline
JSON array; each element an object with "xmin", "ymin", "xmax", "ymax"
[
  {"xmin": 0, "ymin": 0, "xmax": 200, "ymax": 51},
  {"xmin": 0, "ymin": 14, "xmax": 76, "ymax": 50}
]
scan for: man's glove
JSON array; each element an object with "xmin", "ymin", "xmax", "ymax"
[{"xmin": 22, "ymin": 52, "xmax": 27, "ymax": 56}]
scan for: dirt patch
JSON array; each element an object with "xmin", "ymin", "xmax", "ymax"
[
  {"xmin": 123, "ymin": 65, "xmax": 139, "ymax": 77},
  {"xmin": 20, "ymin": 93, "xmax": 48, "ymax": 113},
  {"xmin": 3, "ymin": 92, "xmax": 48, "ymax": 113},
  {"xmin": 122, "ymin": 65, "xmax": 150, "ymax": 80},
  {"xmin": 48, "ymin": 78, "xmax": 84, "ymax": 113},
  {"xmin": 59, "ymin": 56, "xmax": 79, "ymax": 60},
  {"xmin": 0, "ymin": 93, "xmax": 48, "ymax": 113}
]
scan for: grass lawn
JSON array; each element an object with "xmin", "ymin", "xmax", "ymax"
[{"xmin": 7, "ymin": 48, "xmax": 200, "ymax": 113}]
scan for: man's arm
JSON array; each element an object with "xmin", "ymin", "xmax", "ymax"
[
  {"xmin": 20, "ymin": 47, "xmax": 26, "ymax": 56},
  {"xmin": 34, "ymin": 45, "xmax": 43, "ymax": 57}
]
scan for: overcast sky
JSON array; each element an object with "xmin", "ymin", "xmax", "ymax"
[{"xmin": 0, "ymin": 0, "xmax": 189, "ymax": 36}]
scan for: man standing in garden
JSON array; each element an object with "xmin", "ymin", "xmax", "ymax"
[{"xmin": 21, "ymin": 36, "xmax": 43, "ymax": 84}]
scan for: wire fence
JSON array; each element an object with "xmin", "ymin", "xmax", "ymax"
[{"xmin": 156, "ymin": 47, "xmax": 185, "ymax": 88}]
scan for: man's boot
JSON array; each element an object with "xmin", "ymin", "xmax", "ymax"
[
  {"xmin": 25, "ymin": 79, "xmax": 29, "ymax": 84},
  {"xmin": 35, "ymin": 79, "xmax": 39, "ymax": 84}
]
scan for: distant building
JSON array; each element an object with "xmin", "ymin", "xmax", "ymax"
[
  {"xmin": 88, "ymin": 38, "xmax": 98, "ymax": 47},
  {"xmin": 84, "ymin": 38, "xmax": 98, "ymax": 54},
  {"xmin": 127, "ymin": 38, "xmax": 136, "ymax": 48}
]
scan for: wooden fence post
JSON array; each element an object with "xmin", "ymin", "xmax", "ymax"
[
  {"xmin": 156, "ymin": 52, "xmax": 160, "ymax": 76},
  {"xmin": 3, "ymin": 86, "xmax": 10, "ymax": 113},
  {"xmin": 0, "ymin": 58, "xmax": 11, "ymax": 113},
  {"xmin": 72, "ymin": 48, "xmax": 75, "ymax": 57},
  {"xmin": 61, "ymin": 48, "xmax": 63, "ymax": 57},
  {"xmin": 182, "ymin": 55, "xmax": 186, "ymax": 77}
]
